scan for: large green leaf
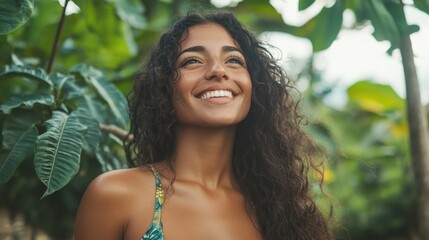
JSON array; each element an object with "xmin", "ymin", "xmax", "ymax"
[
  {"xmin": 0, "ymin": 0, "xmax": 34, "ymax": 35},
  {"xmin": 267, "ymin": 1, "xmax": 344, "ymax": 52},
  {"xmin": 0, "ymin": 93, "xmax": 54, "ymax": 114},
  {"xmin": 385, "ymin": 1, "xmax": 420, "ymax": 37},
  {"xmin": 234, "ymin": 0, "xmax": 284, "ymax": 32},
  {"xmin": 363, "ymin": 0, "xmax": 400, "ymax": 48},
  {"xmin": 0, "ymin": 126, "xmax": 37, "ymax": 183},
  {"xmin": 308, "ymin": 1, "xmax": 343, "ymax": 51},
  {"xmin": 2, "ymin": 109, "xmax": 47, "ymax": 149},
  {"xmin": 296, "ymin": 0, "xmax": 344, "ymax": 52},
  {"xmin": 347, "ymin": 81, "xmax": 404, "ymax": 113},
  {"xmin": 414, "ymin": 0, "xmax": 429, "ymax": 14},
  {"xmin": 0, "ymin": 65, "xmax": 52, "ymax": 86},
  {"xmin": 71, "ymin": 64, "xmax": 129, "ymax": 129},
  {"xmin": 74, "ymin": 108, "xmax": 101, "ymax": 153},
  {"xmin": 4, "ymin": 1, "xmax": 63, "ymax": 68},
  {"xmin": 34, "ymin": 110, "xmax": 87, "ymax": 198}
]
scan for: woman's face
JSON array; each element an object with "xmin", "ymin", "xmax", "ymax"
[{"xmin": 173, "ymin": 23, "xmax": 252, "ymax": 128}]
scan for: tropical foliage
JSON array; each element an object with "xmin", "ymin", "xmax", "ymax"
[
  {"xmin": 0, "ymin": 0, "xmax": 428, "ymax": 239},
  {"xmin": 304, "ymin": 75, "xmax": 416, "ymax": 239}
]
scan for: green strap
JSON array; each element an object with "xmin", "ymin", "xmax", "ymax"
[{"xmin": 141, "ymin": 165, "xmax": 165, "ymax": 240}]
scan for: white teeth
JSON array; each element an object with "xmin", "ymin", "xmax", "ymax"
[{"xmin": 200, "ymin": 90, "xmax": 233, "ymax": 99}]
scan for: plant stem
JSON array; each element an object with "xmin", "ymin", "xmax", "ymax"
[
  {"xmin": 399, "ymin": 26, "xmax": 429, "ymax": 240},
  {"xmin": 46, "ymin": 0, "xmax": 70, "ymax": 74}
]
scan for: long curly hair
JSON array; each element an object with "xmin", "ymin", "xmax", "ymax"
[{"xmin": 125, "ymin": 11, "xmax": 333, "ymax": 240}]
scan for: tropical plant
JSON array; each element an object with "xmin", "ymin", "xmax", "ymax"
[
  {"xmin": 266, "ymin": 0, "xmax": 429, "ymax": 238},
  {"xmin": 296, "ymin": 53, "xmax": 420, "ymax": 239},
  {"xmin": 0, "ymin": 0, "xmax": 133, "ymax": 238},
  {"xmin": 0, "ymin": 63, "xmax": 129, "ymax": 195}
]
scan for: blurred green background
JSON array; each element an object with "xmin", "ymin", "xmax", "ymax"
[{"xmin": 0, "ymin": 0, "xmax": 428, "ymax": 239}]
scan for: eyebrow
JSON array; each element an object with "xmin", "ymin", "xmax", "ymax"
[{"xmin": 177, "ymin": 45, "xmax": 243, "ymax": 57}]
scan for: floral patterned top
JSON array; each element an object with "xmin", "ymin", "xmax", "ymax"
[{"xmin": 141, "ymin": 165, "xmax": 165, "ymax": 240}]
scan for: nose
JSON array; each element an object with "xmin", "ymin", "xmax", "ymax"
[{"xmin": 204, "ymin": 61, "xmax": 229, "ymax": 81}]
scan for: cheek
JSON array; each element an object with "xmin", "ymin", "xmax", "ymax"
[
  {"xmin": 244, "ymin": 76, "xmax": 252, "ymax": 102},
  {"xmin": 172, "ymin": 78, "xmax": 187, "ymax": 101},
  {"xmin": 171, "ymin": 82, "xmax": 192, "ymax": 120},
  {"xmin": 241, "ymin": 77, "xmax": 253, "ymax": 116}
]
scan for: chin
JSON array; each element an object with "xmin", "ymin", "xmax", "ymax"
[
  {"xmin": 201, "ymin": 116, "xmax": 247, "ymax": 127},
  {"xmin": 176, "ymin": 111, "xmax": 249, "ymax": 128}
]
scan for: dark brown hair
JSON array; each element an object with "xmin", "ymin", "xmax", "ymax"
[{"xmin": 125, "ymin": 11, "xmax": 333, "ymax": 240}]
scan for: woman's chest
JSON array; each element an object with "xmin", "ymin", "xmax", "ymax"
[{"xmin": 160, "ymin": 190, "xmax": 262, "ymax": 240}]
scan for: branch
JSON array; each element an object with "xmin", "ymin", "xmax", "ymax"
[
  {"xmin": 46, "ymin": 0, "xmax": 70, "ymax": 73},
  {"xmin": 100, "ymin": 124, "xmax": 133, "ymax": 142}
]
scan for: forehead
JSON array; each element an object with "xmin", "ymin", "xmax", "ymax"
[{"xmin": 180, "ymin": 23, "xmax": 239, "ymax": 50}]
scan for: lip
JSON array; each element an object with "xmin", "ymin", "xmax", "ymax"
[{"xmin": 194, "ymin": 86, "xmax": 239, "ymax": 98}]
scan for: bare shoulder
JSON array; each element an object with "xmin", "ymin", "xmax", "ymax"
[
  {"xmin": 89, "ymin": 167, "xmax": 153, "ymax": 195},
  {"xmin": 81, "ymin": 167, "xmax": 155, "ymax": 206},
  {"xmin": 74, "ymin": 167, "xmax": 156, "ymax": 240}
]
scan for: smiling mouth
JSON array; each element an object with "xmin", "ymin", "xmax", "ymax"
[{"xmin": 199, "ymin": 90, "xmax": 233, "ymax": 100}]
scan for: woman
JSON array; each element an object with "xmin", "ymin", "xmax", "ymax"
[{"xmin": 74, "ymin": 12, "xmax": 332, "ymax": 240}]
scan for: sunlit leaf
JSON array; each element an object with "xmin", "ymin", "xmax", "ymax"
[
  {"xmin": 0, "ymin": 65, "xmax": 52, "ymax": 86},
  {"xmin": 0, "ymin": 0, "xmax": 34, "ymax": 35},
  {"xmin": 390, "ymin": 121, "xmax": 408, "ymax": 140},
  {"xmin": 0, "ymin": 93, "xmax": 54, "ymax": 114},
  {"xmin": 0, "ymin": 126, "xmax": 37, "ymax": 183},
  {"xmin": 34, "ymin": 110, "xmax": 87, "ymax": 198},
  {"xmin": 347, "ymin": 81, "xmax": 404, "ymax": 113}
]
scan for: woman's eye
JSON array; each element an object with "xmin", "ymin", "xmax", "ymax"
[
  {"xmin": 179, "ymin": 56, "xmax": 200, "ymax": 67},
  {"xmin": 227, "ymin": 56, "xmax": 245, "ymax": 66}
]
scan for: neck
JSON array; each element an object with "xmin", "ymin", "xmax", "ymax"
[{"xmin": 170, "ymin": 124, "xmax": 236, "ymax": 189}]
